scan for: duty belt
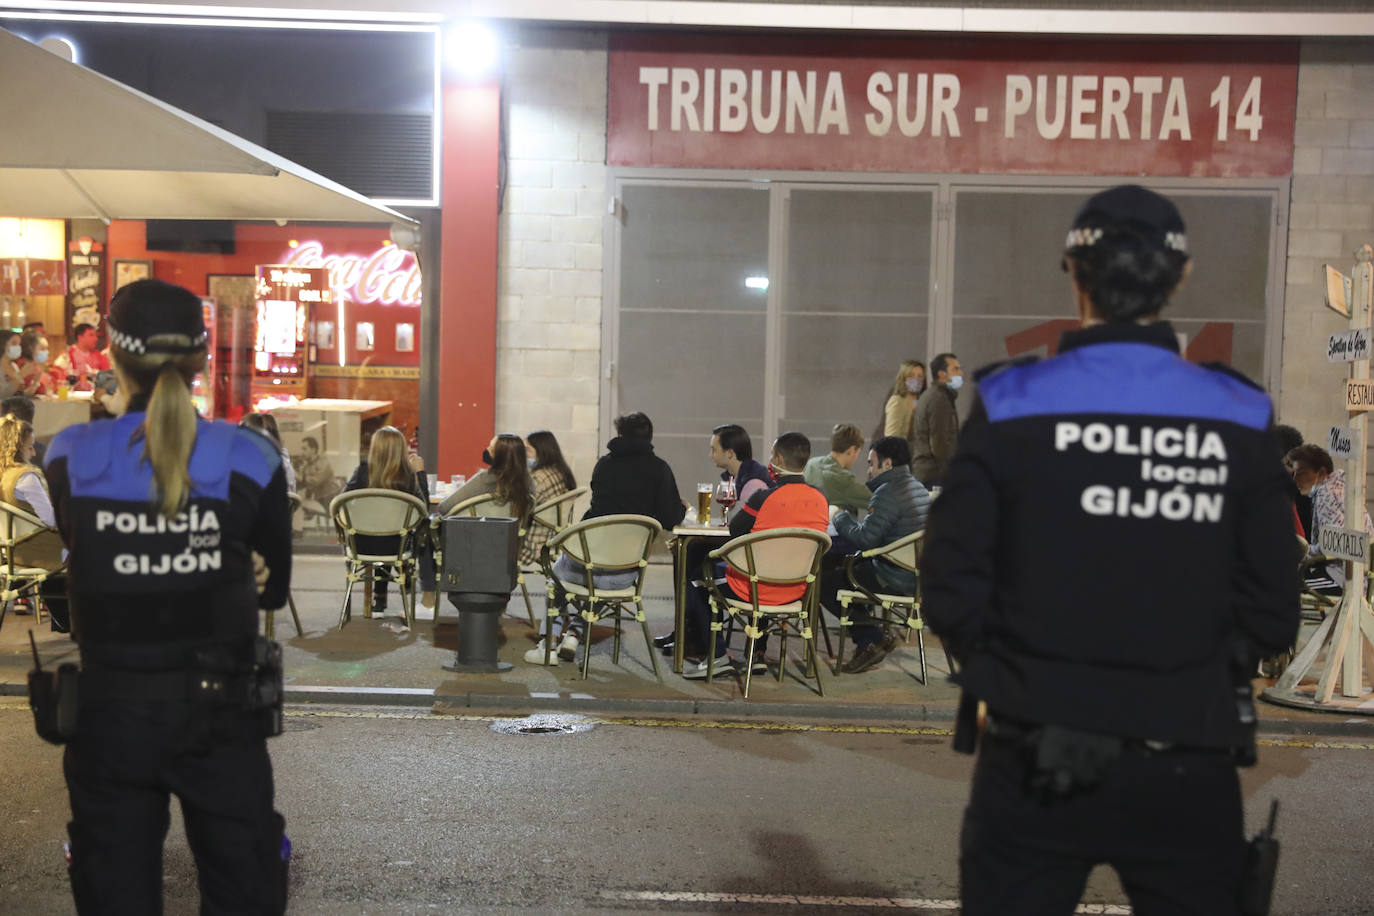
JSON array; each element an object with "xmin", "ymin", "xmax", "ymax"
[
  {"xmin": 80, "ymin": 664, "xmax": 252, "ymax": 703},
  {"xmin": 984, "ymin": 711, "xmax": 1228, "ymax": 757}
]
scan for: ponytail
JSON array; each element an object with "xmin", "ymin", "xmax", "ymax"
[{"xmin": 143, "ymin": 361, "xmax": 198, "ymax": 518}]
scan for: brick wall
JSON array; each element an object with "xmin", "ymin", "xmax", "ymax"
[
  {"xmin": 496, "ymin": 28, "xmax": 609, "ymax": 482},
  {"xmin": 1281, "ymin": 39, "xmax": 1374, "ymax": 446}
]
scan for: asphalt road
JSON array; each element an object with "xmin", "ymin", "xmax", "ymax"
[{"xmin": 1, "ymin": 701, "xmax": 1371, "ymax": 915}]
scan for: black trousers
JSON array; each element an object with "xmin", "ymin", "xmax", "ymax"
[
  {"xmin": 818, "ymin": 559, "xmax": 886, "ymax": 648},
  {"xmin": 960, "ymin": 733, "xmax": 1245, "ymax": 916},
  {"xmin": 64, "ymin": 690, "xmax": 286, "ymax": 915}
]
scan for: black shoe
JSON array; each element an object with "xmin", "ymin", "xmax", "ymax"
[
  {"xmin": 840, "ymin": 641, "xmax": 889, "ymax": 674},
  {"xmin": 653, "ymin": 633, "xmax": 675, "ymax": 650}
]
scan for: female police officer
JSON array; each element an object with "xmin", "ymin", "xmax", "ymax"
[
  {"xmin": 921, "ymin": 186, "xmax": 1298, "ymax": 915},
  {"xmin": 44, "ymin": 279, "xmax": 292, "ymax": 914}
]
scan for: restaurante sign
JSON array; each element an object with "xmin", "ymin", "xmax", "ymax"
[{"xmin": 608, "ymin": 33, "xmax": 1298, "ymax": 177}]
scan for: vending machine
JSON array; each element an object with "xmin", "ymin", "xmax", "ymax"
[{"xmin": 251, "ymin": 265, "xmax": 330, "ymax": 405}]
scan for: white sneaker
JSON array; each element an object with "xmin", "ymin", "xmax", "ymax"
[
  {"xmin": 557, "ymin": 633, "xmax": 579, "ymax": 662},
  {"xmin": 681, "ymin": 654, "xmax": 731, "ymax": 680},
  {"xmin": 523, "ymin": 640, "xmax": 559, "ymax": 666}
]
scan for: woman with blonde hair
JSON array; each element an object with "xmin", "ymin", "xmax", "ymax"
[
  {"xmin": 0, "ymin": 414, "xmax": 66, "ymax": 627},
  {"xmin": 874, "ymin": 359, "xmax": 926, "ymax": 449},
  {"xmin": 44, "ymin": 278, "xmax": 292, "ymax": 914},
  {"xmin": 343, "ymin": 425, "xmax": 435, "ymax": 613}
]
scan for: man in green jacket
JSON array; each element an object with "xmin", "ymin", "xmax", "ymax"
[{"xmin": 803, "ymin": 423, "xmax": 872, "ymax": 515}]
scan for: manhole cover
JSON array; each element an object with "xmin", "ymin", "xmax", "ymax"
[{"xmin": 489, "ymin": 713, "xmax": 595, "ymax": 736}]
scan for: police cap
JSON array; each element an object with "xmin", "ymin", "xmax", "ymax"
[
  {"xmin": 1064, "ymin": 184, "xmax": 1188, "ymax": 258},
  {"xmin": 106, "ymin": 279, "xmax": 208, "ymax": 355}
]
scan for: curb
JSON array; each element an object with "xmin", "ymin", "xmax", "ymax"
[{"xmin": 8, "ymin": 680, "xmax": 1374, "ymax": 737}]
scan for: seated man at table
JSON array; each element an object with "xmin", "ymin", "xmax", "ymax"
[
  {"xmin": 652, "ymin": 422, "xmax": 771, "ymax": 653},
  {"xmin": 709, "ymin": 424, "xmax": 771, "ymax": 519},
  {"xmin": 803, "ymin": 422, "xmax": 872, "ymax": 517},
  {"xmin": 819, "ymin": 435, "xmax": 930, "ymax": 674},
  {"xmin": 680, "ymin": 431, "xmax": 828, "ymax": 679},
  {"xmin": 531, "ymin": 411, "xmax": 687, "ymax": 665}
]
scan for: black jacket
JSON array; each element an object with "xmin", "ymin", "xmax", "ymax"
[
  {"xmin": 585, "ymin": 436, "xmax": 686, "ymax": 531},
  {"xmin": 45, "ymin": 408, "xmax": 292, "ymax": 668},
  {"xmin": 920, "ymin": 321, "xmax": 1298, "ymax": 749},
  {"xmin": 833, "ymin": 464, "xmax": 930, "ymax": 592}
]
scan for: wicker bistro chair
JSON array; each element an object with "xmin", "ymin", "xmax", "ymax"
[
  {"xmin": 537, "ymin": 513, "xmax": 662, "ymax": 680},
  {"xmin": 517, "ymin": 486, "xmax": 588, "ymax": 625},
  {"xmin": 832, "ymin": 529, "xmax": 928, "ymax": 682},
  {"xmin": 703, "ymin": 527, "xmax": 831, "ymax": 698},
  {"xmin": 264, "ymin": 492, "xmax": 306, "ymax": 640},
  {"xmin": 331, "ymin": 489, "xmax": 429, "ymax": 630},
  {"xmin": 0, "ymin": 501, "xmax": 64, "ymax": 631}
]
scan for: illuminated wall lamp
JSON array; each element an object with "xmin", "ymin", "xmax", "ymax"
[{"xmin": 445, "ymin": 20, "xmax": 499, "ymax": 78}]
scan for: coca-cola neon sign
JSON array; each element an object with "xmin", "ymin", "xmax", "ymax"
[{"xmin": 280, "ymin": 240, "xmax": 421, "ymax": 307}]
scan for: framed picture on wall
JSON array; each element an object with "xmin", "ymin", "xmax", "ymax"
[
  {"xmin": 112, "ymin": 259, "xmax": 153, "ymax": 292},
  {"xmin": 395, "ymin": 322, "xmax": 414, "ymax": 352},
  {"xmin": 315, "ymin": 320, "xmax": 335, "ymax": 349},
  {"xmin": 355, "ymin": 322, "xmax": 375, "ymax": 351}
]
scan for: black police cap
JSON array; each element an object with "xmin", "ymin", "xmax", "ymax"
[
  {"xmin": 106, "ymin": 279, "xmax": 208, "ymax": 356},
  {"xmin": 1064, "ymin": 184, "xmax": 1188, "ymax": 256}
]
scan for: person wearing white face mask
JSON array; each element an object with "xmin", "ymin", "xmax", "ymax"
[
  {"xmin": 910, "ymin": 351, "xmax": 963, "ymax": 487},
  {"xmin": 15, "ymin": 328, "xmax": 57, "ymax": 396},
  {"xmin": 0, "ymin": 332, "xmax": 24, "ymax": 398}
]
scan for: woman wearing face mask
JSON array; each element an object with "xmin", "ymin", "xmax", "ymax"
[
  {"xmin": 14, "ymin": 328, "xmax": 56, "ymax": 396},
  {"xmin": 437, "ymin": 433, "xmax": 532, "ymax": 522},
  {"xmin": 874, "ymin": 359, "xmax": 926, "ymax": 447},
  {"xmin": 0, "ymin": 332, "xmax": 24, "ymax": 397},
  {"xmin": 520, "ymin": 430, "xmax": 576, "ymax": 568}
]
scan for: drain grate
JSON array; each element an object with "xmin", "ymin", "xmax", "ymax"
[{"xmin": 489, "ymin": 713, "xmax": 595, "ymax": 736}]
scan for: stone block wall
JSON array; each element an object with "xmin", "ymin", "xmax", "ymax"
[
  {"xmin": 495, "ymin": 28, "xmax": 609, "ymax": 482},
  {"xmin": 1282, "ymin": 39, "xmax": 1374, "ymax": 444}
]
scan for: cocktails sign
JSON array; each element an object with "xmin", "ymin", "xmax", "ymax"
[{"xmin": 279, "ymin": 240, "xmax": 421, "ymax": 307}]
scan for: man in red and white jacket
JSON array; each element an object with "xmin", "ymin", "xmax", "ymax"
[{"xmin": 680, "ymin": 431, "xmax": 828, "ymax": 679}]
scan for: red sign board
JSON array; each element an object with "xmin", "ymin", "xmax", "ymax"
[{"xmin": 608, "ymin": 34, "xmax": 1298, "ymax": 177}]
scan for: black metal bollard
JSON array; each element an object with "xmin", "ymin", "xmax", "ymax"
[{"xmin": 435, "ymin": 515, "xmax": 520, "ymax": 673}]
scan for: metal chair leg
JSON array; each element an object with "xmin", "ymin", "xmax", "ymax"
[
  {"xmin": 338, "ymin": 564, "xmax": 357, "ymax": 629},
  {"xmin": 917, "ymin": 627, "xmax": 927, "ymax": 685},
  {"xmin": 742, "ymin": 618, "xmax": 758, "ymax": 698},
  {"xmin": 287, "ymin": 591, "xmax": 304, "ymax": 637},
  {"xmin": 808, "ymin": 635, "xmax": 825, "ymax": 697},
  {"xmin": 518, "ymin": 573, "xmax": 536, "ymax": 628},
  {"xmin": 612, "ymin": 610, "xmax": 622, "ymax": 665},
  {"xmin": 580, "ymin": 606, "xmax": 594, "ymax": 680},
  {"xmin": 638, "ymin": 600, "xmax": 662, "ymax": 682},
  {"xmin": 265, "ymin": 609, "xmax": 275, "ymax": 639}
]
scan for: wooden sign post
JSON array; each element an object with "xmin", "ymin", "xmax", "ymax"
[{"xmin": 1266, "ymin": 245, "xmax": 1374, "ymax": 712}]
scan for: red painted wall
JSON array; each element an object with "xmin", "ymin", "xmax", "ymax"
[{"xmin": 437, "ymin": 76, "xmax": 501, "ymax": 478}]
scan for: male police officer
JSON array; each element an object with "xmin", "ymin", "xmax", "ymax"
[{"xmin": 921, "ymin": 186, "xmax": 1298, "ymax": 916}]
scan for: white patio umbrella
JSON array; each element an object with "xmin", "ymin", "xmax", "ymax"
[{"xmin": 0, "ymin": 27, "xmax": 416, "ymax": 225}]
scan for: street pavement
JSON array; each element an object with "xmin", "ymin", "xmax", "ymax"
[
  {"xmin": 3, "ymin": 556, "xmax": 1372, "ymax": 737},
  {"xmin": 1, "ymin": 701, "xmax": 1372, "ymax": 915}
]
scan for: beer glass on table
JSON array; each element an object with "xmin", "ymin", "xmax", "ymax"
[
  {"xmin": 696, "ymin": 483, "xmax": 713, "ymax": 526},
  {"xmin": 714, "ymin": 479, "xmax": 737, "ymax": 526}
]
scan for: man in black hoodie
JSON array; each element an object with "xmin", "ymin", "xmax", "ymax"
[{"xmin": 583, "ymin": 411, "xmax": 686, "ymax": 529}]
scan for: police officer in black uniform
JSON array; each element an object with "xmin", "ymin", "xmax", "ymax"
[
  {"xmin": 921, "ymin": 186, "xmax": 1298, "ymax": 916},
  {"xmin": 44, "ymin": 279, "xmax": 292, "ymax": 914}
]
